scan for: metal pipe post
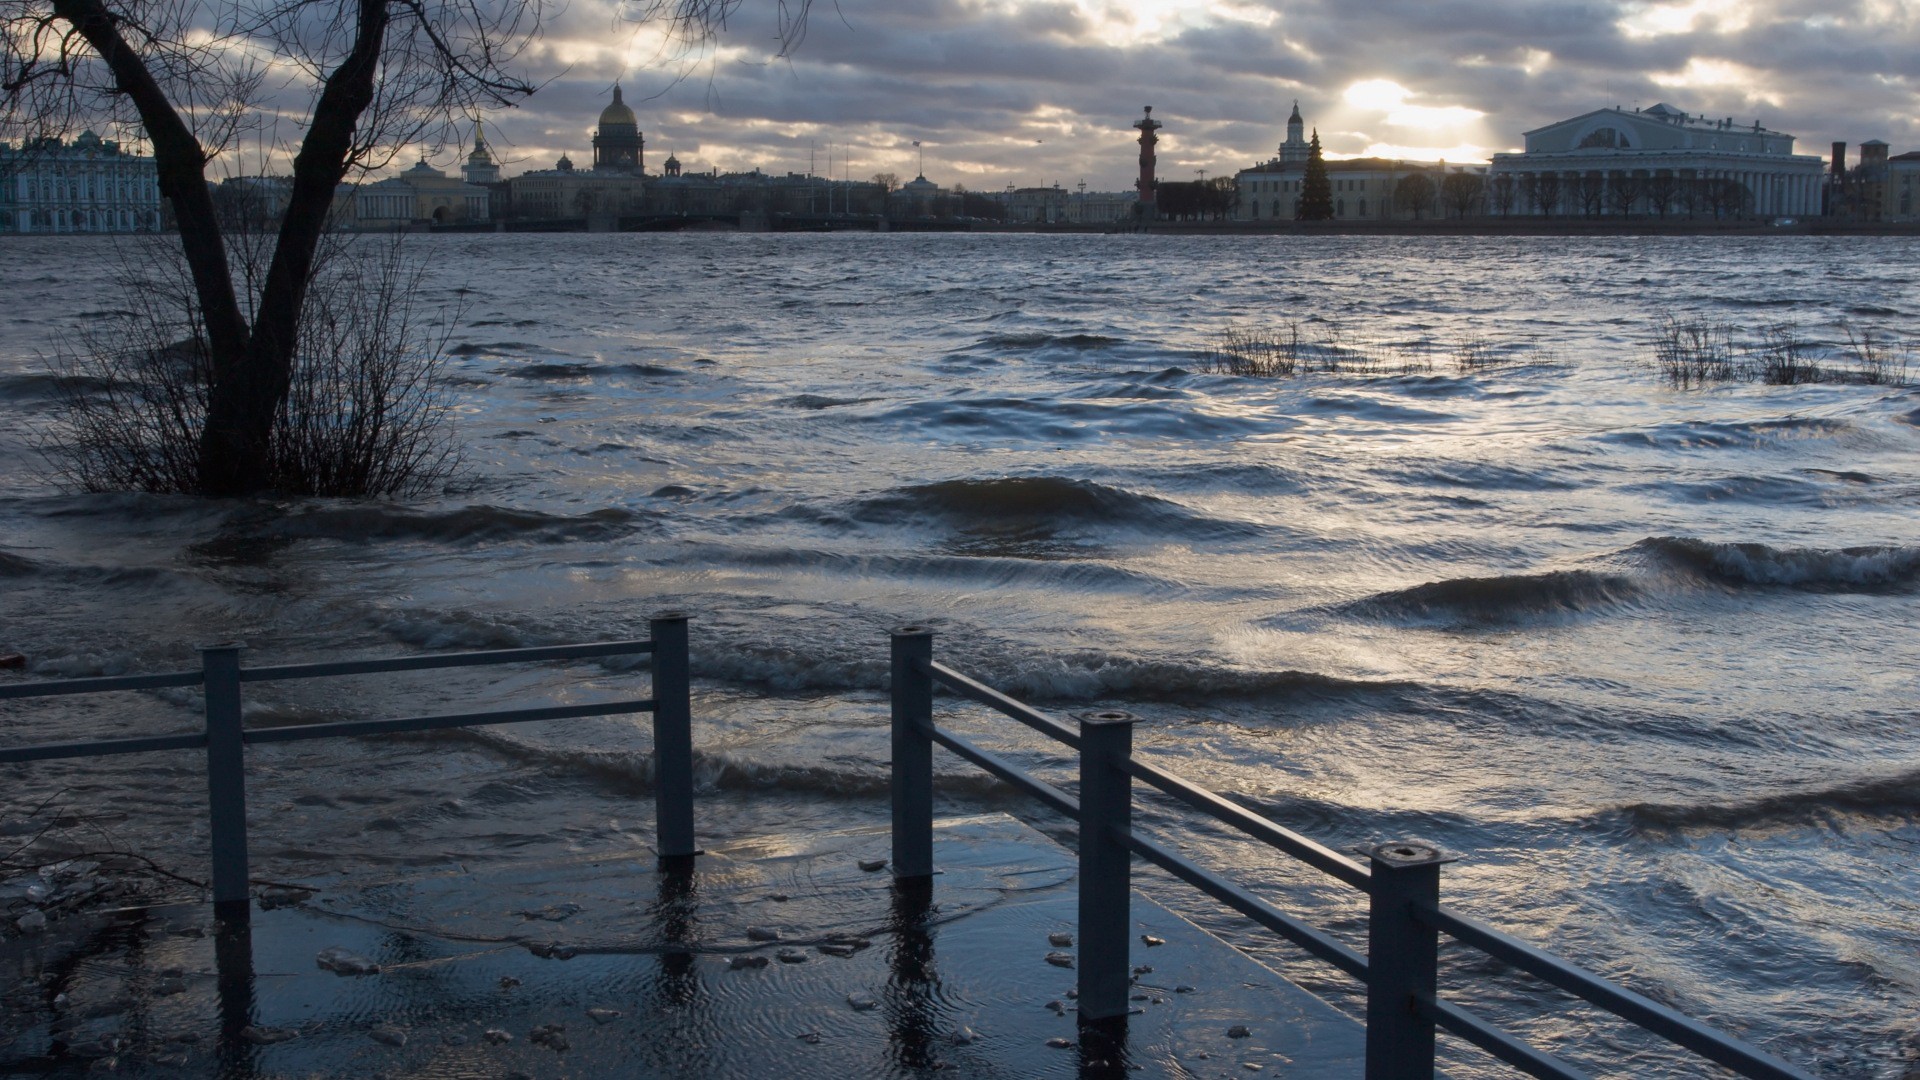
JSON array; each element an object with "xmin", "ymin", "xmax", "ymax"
[
  {"xmin": 889, "ymin": 626, "xmax": 935, "ymax": 880},
  {"xmin": 200, "ymin": 643, "xmax": 249, "ymax": 920},
  {"xmin": 649, "ymin": 612, "xmax": 696, "ymax": 862},
  {"xmin": 1365, "ymin": 841, "xmax": 1454, "ymax": 1079},
  {"xmin": 1076, "ymin": 710, "xmax": 1139, "ymax": 1022}
]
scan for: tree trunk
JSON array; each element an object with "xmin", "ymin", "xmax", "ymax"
[
  {"xmin": 55, "ymin": 0, "xmax": 392, "ymax": 496},
  {"xmin": 201, "ymin": 0, "xmax": 390, "ymax": 495},
  {"xmin": 52, "ymin": 0, "xmax": 251, "ymax": 435}
]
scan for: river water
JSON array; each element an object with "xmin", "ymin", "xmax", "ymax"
[{"xmin": 1, "ymin": 233, "xmax": 1917, "ymax": 1078}]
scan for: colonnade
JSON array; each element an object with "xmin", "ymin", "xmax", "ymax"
[{"xmin": 1491, "ymin": 165, "xmax": 1823, "ymax": 217}]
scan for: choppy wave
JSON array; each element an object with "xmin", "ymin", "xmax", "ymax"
[
  {"xmin": 1635, "ymin": 536, "xmax": 1920, "ymax": 592},
  {"xmin": 1600, "ymin": 417, "xmax": 1858, "ymax": 450},
  {"xmin": 502, "ymin": 362, "xmax": 681, "ymax": 379},
  {"xmin": 845, "ymin": 475, "xmax": 1260, "ymax": 541},
  {"xmin": 0, "ymin": 372, "xmax": 112, "ymax": 401},
  {"xmin": 261, "ymin": 504, "xmax": 651, "ymax": 546},
  {"xmin": 460, "ymin": 732, "xmax": 1024, "ymax": 804},
  {"xmin": 1625, "ymin": 768, "xmax": 1920, "ymax": 831},
  {"xmin": 0, "ymin": 550, "xmax": 36, "ymax": 576},
  {"xmin": 979, "ymin": 332, "xmax": 1121, "ymax": 350},
  {"xmin": 697, "ymin": 636, "xmax": 1418, "ymax": 706},
  {"xmin": 871, "ymin": 395, "xmax": 1273, "ymax": 441},
  {"xmin": 1342, "ymin": 570, "xmax": 1643, "ymax": 624}
]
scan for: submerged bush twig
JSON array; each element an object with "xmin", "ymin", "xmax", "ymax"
[{"xmin": 1650, "ymin": 312, "xmax": 1914, "ymax": 389}]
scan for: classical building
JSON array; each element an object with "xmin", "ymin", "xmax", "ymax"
[
  {"xmin": 354, "ymin": 159, "xmax": 490, "ymax": 226},
  {"xmin": 1888, "ymin": 151, "xmax": 1920, "ymax": 220},
  {"xmin": 1230, "ymin": 103, "xmax": 1455, "ymax": 221},
  {"xmin": 0, "ymin": 131, "xmax": 163, "ymax": 233},
  {"xmin": 1487, "ymin": 103, "xmax": 1825, "ymax": 217},
  {"xmin": 500, "ymin": 89, "xmax": 647, "ymax": 222},
  {"xmin": 991, "ymin": 183, "xmax": 1134, "ymax": 224}
]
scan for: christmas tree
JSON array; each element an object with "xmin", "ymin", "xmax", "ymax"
[{"xmin": 1298, "ymin": 130, "xmax": 1334, "ymax": 221}]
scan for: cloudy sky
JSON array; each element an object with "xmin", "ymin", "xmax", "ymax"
[{"xmin": 420, "ymin": 0, "xmax": 1917, "ymax": 190}]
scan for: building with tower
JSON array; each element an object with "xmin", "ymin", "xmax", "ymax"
[
  {"xmin": 500, "ymin": 87, "xmax": 649, "ymax": 225},
  {"xmin": 463, "ymin": 124, "xmax": 500, "ymax": 186},
  {"xmin": 593, "ymin": 87, "xmax": 645, "ymax": 174},
  {"xmin": 1230, "ymin": 102, "xmax": 1454, "ymax": 222},
  {"xmin": 353, "ymin": 158, "xmax": 490, "ymax": 226},
  {"xmin": 1277, "ymin": 101, "xmax": 1310, "ymax": 164}
]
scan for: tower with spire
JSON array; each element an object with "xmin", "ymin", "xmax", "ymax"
[
  {"xmin": 1278, "ymin": 100, "xmax": 1310, "ymax": 164},
  {"xmin": 463, "ymin": 122, "xmax": 499, "ymax": 186}
]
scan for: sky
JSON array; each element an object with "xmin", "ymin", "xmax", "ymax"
[{"xmin": 400, "ymin": 0, "xmax": 1917, "ymax": 189}]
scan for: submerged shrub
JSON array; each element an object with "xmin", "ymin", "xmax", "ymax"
[
  {"xmin": 1650, "ymin": 312, "xmax": 1913, "ymax": 389},
  {"xmin": 1200, "ymin": 321, "xmax": 1527, "ymax": 379},
  {"xmin": 1652, "ymin": 313, "xmax": 1739, "ymax": 387},
  {"xmin": 46, "ymin": 237, "xmax": 460, "ymax": 497}
]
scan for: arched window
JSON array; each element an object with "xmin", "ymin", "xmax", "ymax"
[
  {"xmin": 1251, "ymin": 200, "xmax": 1260, "ymax": 218},
  {"xmin": 1337, "ymin": 198, "xmax": 1345, "ymax": 216},
  {"xmin": 1359, "ymin": 198, "xmax": 1367, "ymax": 217}
]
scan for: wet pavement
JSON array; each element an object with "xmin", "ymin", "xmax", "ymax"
[{"xmin": 1, "ymin": 814, "xmax": 1365, "ymax": 1077}]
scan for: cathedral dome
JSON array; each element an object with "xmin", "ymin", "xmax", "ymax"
[{"xmin": 599, "ymin": 86, "xmax": 638, "ymax": 132}]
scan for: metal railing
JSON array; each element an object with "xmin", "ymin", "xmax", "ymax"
[
  {"xmin": 0, "ymin": 616, "xmax": 1822, "ymax": 1079},
  {"xmin": 887, "ymin": 626, "xmax": 1816, "ymax": 1080},
  {"xmin": 0, "ymin": 613, "xmax": 694, "ymax": 918}
]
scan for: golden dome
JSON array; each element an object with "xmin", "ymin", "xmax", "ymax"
[{"xmin": 598, "ymin": 86, "xmax": 637, "ymax": 131}]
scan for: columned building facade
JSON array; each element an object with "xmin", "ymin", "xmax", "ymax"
[
  {"xmin": 0, "ymin": 131, "xmax": 163, "ymax": 233},
  {"xmin": 1488, "ymin": 103, "xmax": 1825, "ymax": 218}
]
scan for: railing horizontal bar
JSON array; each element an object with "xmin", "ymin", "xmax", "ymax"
[
  {"xmin": 925, "ymin": 662, "xmax": 1081, "ymax": 750},
  {"xmin": 244, "ymin": 698, "xmax": 656, "ymax": 744},
  {"xmin": 1419, "ymin": 903, "xmax": 1817, "ymax": 1080},
  {"xmin": 1416, "ymin": 993, "xmax": 1593, "ymax": 1080},
  {"xmin": 1126, "ymin": 830, "xmax": 1369, "ymax": 981},
  {"xmin": 0, "ymin": 670, "xmax": 202, "ymax": 700},
  {"xmin": 927, "ymin": 725, "xmax": 1080, "ymax": 818},
  {"xmin": 239, "ymin": 639, "xmax": 656, "ymax": 682},
  {"xmin": 0, "ymin": 731, "xmax": 207, "ymax": 764},
  {"xmin": 1124, "ymin": 757, "xmax": 1371, "ymax": 890}
]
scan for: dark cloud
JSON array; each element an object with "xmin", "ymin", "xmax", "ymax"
[{"xmin": 430, "ymin": 0, "xmax": 1920, "ymax": 189}]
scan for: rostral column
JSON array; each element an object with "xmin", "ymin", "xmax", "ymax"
[{"xmin": 1134, "ymin": 106, "xmax": 1162, "ymax": 219}]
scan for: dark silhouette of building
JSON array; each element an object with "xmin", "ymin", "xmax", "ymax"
[{"xmin": 593, "ymin": 86, "xmax": 644, "ymax": 174}]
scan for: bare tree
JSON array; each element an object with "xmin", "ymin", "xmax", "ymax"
[
  {"xmin": 1520, "ymin": 172, "xmax": 1561, "ymax": 216},
  {"xmin": 1440, "ymin": 171, "xmax": 1483, "ymax": 218},
  {"xmin": 1573, "ymin": 171, "xmax": 1606, "ymax": 217},
  {"xmin": 1607, "ymin": 172, "xmax": 1642, "ymax": 217},
  {"xmin": 1644, "ymin": 172, "xmax": 1676, "ymax": 218},
  {"xmin": 4, "ymin": 0, "xmax": 808, "ymax": 495},
  {"xmin": 1487, "ymin": 172, "xmax": 1516, "ymax": 216},
  {"xmin": 1393, "ymin": 171, "xmax": 1434, "ymax": 220},
  {"xmin": 871, "ymin": 171, "xmax": 898, "ymax": 194}
]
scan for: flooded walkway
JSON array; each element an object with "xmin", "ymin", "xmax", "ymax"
[{"xmin": 3, "ymin": 814, "xmax": 1364, "ymax": 1078}]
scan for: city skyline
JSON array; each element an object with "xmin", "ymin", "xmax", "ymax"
[
  {"xmin": 395, "ymin": 0, "xmax": 1915, "ymax": 190},
  {"xmin": 29, "ymin": 0, "xmax": 1920, "ymax": 192}
]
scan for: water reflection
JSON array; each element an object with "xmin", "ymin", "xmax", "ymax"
[{"xmin": 883, "ymin": 877, "xmax": 940, "ymax": 1070}]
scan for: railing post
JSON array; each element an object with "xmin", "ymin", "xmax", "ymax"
[
  {"xmin": 1076, "ymin": 710, "xmax": 1139, "ymax": 1023},
  {"xmin": 649, "ymin": 612, "xmax": 696, "ymax": 864},
  {"xmin": 889, "ymin": 626, "xmax": 935, "ymax": 881},
  {"xmin": 1365, "ymin": 841, "xmax": 1454, "ymax": 1080},
  {"xmin": 200, "ymin": 643, "xmax": 249, "ymax": 921}
]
